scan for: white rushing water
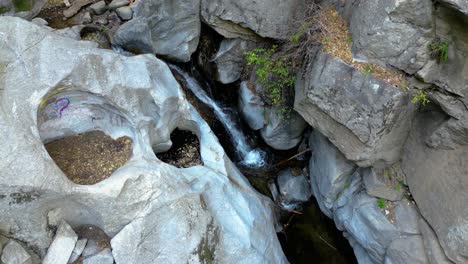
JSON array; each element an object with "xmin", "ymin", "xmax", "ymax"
[{"xmin": 170, "ymin": 65, "xmax": 266, "ymax": 168}]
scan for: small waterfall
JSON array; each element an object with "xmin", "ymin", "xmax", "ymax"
[{"xmin": 170, "ymin": 65, "xmax": 266, "ymax": 168}]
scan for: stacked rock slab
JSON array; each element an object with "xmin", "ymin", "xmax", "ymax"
[
  {"xmin": 0, "ymin": 17, "xmax": 286, "ymax": 263},
  {"xmin": 295, "ymin": 50, "xmax": 416, "ymax": 167}
]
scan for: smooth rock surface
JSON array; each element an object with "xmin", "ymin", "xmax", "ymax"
[
  {"xmin": 68, "ymin": 239, "xmax": 87, "ymax": 263},
  {"xmin": 384, "ymin": 235, "xmax": 429, "ymax": 264},
  {"xmin": 113, "ymin": 0, "xmax": 200, "ymax": 61},
  {"xmin": 0, "ymin": 17, "xmax": 286, "ymax": 263},
  {"xmin": 212, "ymin": 38, "xmax": 257, "ymax": 84},
  {"xmin": 83, "ymin": 248, "xmax": 113, "ymax": 264},
  {"xmin": 108, "ymin": 0, "xmax": 128, "ymax": 10},
  {"xmin": 295, "ymin": 50, "xmax": 416, "ymax": 167},
  {"xmin": 308, "ymin": 130, "xmax": 356, "ymax": 217},
  {"xmin": 116, "ymin": 6, "xmax": 132, "ymax": 20},
  {"xmin": 260, "ymin": 106, "xmax": 307, "ymax": 150},
  {"xmin": 90, "ymin": 1, "xmax": 107, "ymax": 15},
  {"xmin": 201, "ymin": 0, "xmax": 306, "ymax": 40},
  {"xmin": 43, "ymin": 221, "xmax": 78, "ymax": 264},
  {"xmin": 419, "ymin": 218, "xmax": 454, "ymax": 264},
  {"xmin": 112, "ymin": 19, "xmax": 154, "ymax": 54},
  {"xmin": 238, "ymin": 81, "xmax": 265, "ymax": 130},
  {"xmin": 1, "ymin": 241, "xmax": 32, "ymax": 264},
  {"xmin": 277, "ymin": 168, "xmax": 312, "ymax": 203},
  {"xmin": 402, "ymin": 107, "xmax": 468, "ymax": 263}
]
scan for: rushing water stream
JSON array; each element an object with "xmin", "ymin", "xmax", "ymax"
[{"xmin": 170, "ymin": 65, "xmax": 267, "ymax": 168}]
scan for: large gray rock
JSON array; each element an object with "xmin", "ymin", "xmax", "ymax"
[
  {"xmin": 113, "ymin": 0, "xmax": 200, "ymax": 62},
  {"xmin": 200, "ymin": 0, "xmax": 306, "ymax": 40},
  {"xmin": 212, "ymin": 38, "xmax": 257, "ymax": 84},
  {"xmin": 239, "ymin": 81, "xmax": 265, "ymax": 131},
  {"xmin": 384, "ymin": 235, "xmax": 429, "ymax": 264},
  {"xmin": 295, "ymin": 50, "xmax": 416, "ymax": 167},
  {"xmin": 308, "ymin": 130, "xmax": 356, "ymax": 217},
  {"xmin": 402, "ymin": 108, "xmax": 468, "ymax": 263},
  {"xmin": 276, "ymin": 168, "xmax": 311, "ymax": 204},
  {"xmin": 43, "ymin": 221, "xmax": 78, "ymax": 264},
  {"xmin": 1, "ymin": 241, "xmax": 32, "ymax": 264},
  {"xmin": 419, "ymin": 218, "xmax": 454, "ymax": 264},
  {"xmin": 260, "ymin": 106, "xmax": 307, "ymax": 150},
  {"xmin": 0, "ymin": 17, "xmax": 286, "ymax": 263},
  {"xmin": 348, "ymin": 0, "xmax": 433, "ymax": 74}
]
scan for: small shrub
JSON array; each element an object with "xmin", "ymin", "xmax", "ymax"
[
  {"xmin": 376, "ymin": 198, "xmax": 386, "ymax": 209},
  {"xmin": 244, "ymin": 46, "xmax": 296, "ymax": 106},
  {"xmin": 411, "ymin": 90, "xmax": 430, "ymax": 106},
  {"xmin": 429, "ymin": 38, "xmax": 449, "ymax": 63}
]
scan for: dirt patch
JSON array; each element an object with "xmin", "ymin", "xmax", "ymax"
[
  {"xmin": 45, "ymin": 130, "xmax": 132, "ymax": 185},
  {"xmin": 318, "ymin": 6, "xmax": 408, "ymax": 88},
  {"xmin": 156, "ymin": 128, "xmax": 203, "ymax": 168}
]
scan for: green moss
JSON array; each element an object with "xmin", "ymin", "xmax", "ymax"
[
  {"xmin": 244, "ymin": 45, "xmax": 296, "ymax": 109},
  {"xmin": 12, "ymin": 0, "xmax": 32, "ymax": 12},
  {"xmin": 0, "ymin": 6, "xmax": 11, "ymax": 14}
]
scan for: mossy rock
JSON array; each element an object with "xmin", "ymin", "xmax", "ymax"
[
  {"xmin": 0, "ymin": 6, "xmax": 11, "ymax": 14},
  {"xmin": 12, "ymin": 0, "xmax": 32, "ymax": 12}
]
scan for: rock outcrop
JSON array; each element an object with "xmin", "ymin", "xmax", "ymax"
[
  {"xmin": 308, "ymin": 130, "xmax": 428, "ymax": 263},
  {"xmin": 402, "ymin": 108, "xmax": 468, "ymax": 263},
  {"xmin": 0, "ymin": 17, "xmax": 286, "ymax": 263},
  {"xmin": 295, "ymin": 50, "xmax": 416, "ymax": 167},
  {"xmin": 113, "ymin": 0, "xmax": 200, "ymax": 62},
  {"xmin": 200, "ymin": 0, "xmax": 306, "ymax": 40}
]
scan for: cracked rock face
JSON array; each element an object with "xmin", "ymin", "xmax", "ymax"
[
  {"xmin": 295, "ymin": 50, "xmax": 416, "ymax": 167},
  {"xmin": 0, "ymin": 17, "xmax": 286, "ymax": 263}
]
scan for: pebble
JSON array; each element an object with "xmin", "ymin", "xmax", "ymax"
[
  {"xmin": 116, "ymin": 6, "xmax": 132, "ymax": 20},
  {"xmin": 90, "ymin": 1, "xmax": 107, "ymax": 15},
  {"xmin": 108, "ymin": 0, "xmax": 128, "ymax": 10}
]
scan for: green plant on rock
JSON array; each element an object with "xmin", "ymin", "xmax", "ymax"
[
  {"xmin": 362, "ymin": 64, "xmax": 375, "ymax": 76},
  {"xmin": 12, "ymin": 0, "xmax": 31, "ymax": 12},
  {"xmin": 376, "ymin": 198, "xmax": 386, "ymax": 209},
  {"xmin": 244, "ymin": 45, "xmax": 296, "ymax": 107},
  {"xmin": 411, "ymin": 90, "xmax": 430, "ymax": 106},
  {"xmin": 429, "ymin": 38, "xmax": 449, "ymax": 63}
]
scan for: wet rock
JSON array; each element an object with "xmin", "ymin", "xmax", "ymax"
[
  {"xmin": 260, "ymin": 107, "xmax": 307, "ymax": 150},
  {"xmin": 90, "ymin": 1, "xmax": 107, "ymax": 15},
  {"xmin": 83, "ymin": 248, "xmax": 113, "ymax": 264},
  {"xmin": 113, "ymin": 0, "xmax": 200, "ymax": 61},
  {"xmin": 112, "ymin": 18, "xmax": 154, "ymax": 54},
  {"xmin": 439, "ymin": 0, "xmax": 468, "ymax": 15},
  {"xmin": 1, "ymin": 241, "xmax": 32, "ymax": 264},
  {"xmin": 68, "ymin": 239, "xmax": 87, "ymax": 264},
  {"xmin": 200, "ymin": 0, "xmax": 306, "ymax": 40},
  {"xmin": 348, "ymin": 0, "xmax": 433, "ymax": 74},
  {"xmin": 277, "ymin": 168, "xmax": 311, "ymax": 204},
  {"xmin": 402, "ymin": 108, "xmax": 468, "ymax": 262},
  {"xmin": 295, "ymin": 50, "xmax": 416, "ymax": 167},
  {"xmin": 43, "ymin": 221, "xmax": 78, "ymax": 264},
  {"xmin": 108, "ymin": 0, "xmax": 127, "ymax": 10},
  {"xmin": 116, "ymin": 6, "xmax": 132, "ymax": 20},
  {"xmin": 239, "ymin": 81, "xmax": 265, "ymax": 130},
  {"xmin": 212, "ymin": 38, "xmax": 257, "ymax": 84},
  {"xmin": 308, "ymin": 130, "xmax": 356, "ymax": 217},
  {"xmin": 362, "ymin": 167, "xmax": 403, "ymax": 201},
  {"xmin": 0, "ymin": 17, "xmax": 285, "ymax": 262},
  {"xmin": 384, "ymin": 236, "xmax": 429, "ymax": 264}
]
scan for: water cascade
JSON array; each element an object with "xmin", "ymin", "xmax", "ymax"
[{"xmin": 170, "ymin": 65, "xmax": 266, "ymax": 168}]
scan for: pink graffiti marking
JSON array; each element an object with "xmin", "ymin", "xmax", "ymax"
[{"xmin": 45, "ymin": 98, "xmax": 70, "ymax": 118}]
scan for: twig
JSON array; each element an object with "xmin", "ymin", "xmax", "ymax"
[
  {"xmin": 272, "ymin": 148, "xmax": 311, "ymax": 167},
  {"xmin": 317, "ymin": 235, "xmax": 338, "ymax": 251}
]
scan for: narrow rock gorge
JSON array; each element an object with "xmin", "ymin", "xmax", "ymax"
[{"xmin": 0, "ymin": 0, "xmax": 467, "ymax": 263}]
